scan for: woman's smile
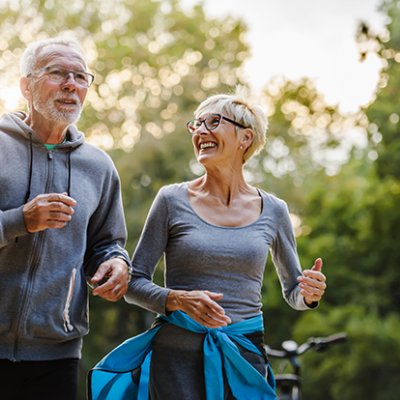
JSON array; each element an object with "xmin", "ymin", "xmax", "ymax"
[{"xmin": 199, "ymin": 141, "xmax": 217, "ymax": 150}]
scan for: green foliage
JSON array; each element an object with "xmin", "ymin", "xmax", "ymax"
[
  {"xmin": 291, "ymin": 307, "xmax": 400, "ymax": 400},
  {"xmin": 280, "ymin": 1, "xmax": 400, "ymax": 397},
  {"xmin": 261, "ymin": 2, "xmax": 400, "ymax": 398},
  {"xmin": 357, "ymin": 0, "xmax": 400, "ymax": 179},
  {"xmin": 0, "ymin": 0, "xmax": 248, "ymax": 144},
  {"xmin": 295, "ymin": 158, "xmax": 400, "ymax": 313},
  {"xmin": 245, "ymin": 77, "xmax": 366, "ymax": 215}
]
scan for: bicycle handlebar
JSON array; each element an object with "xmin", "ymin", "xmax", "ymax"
[
  {"xmin": 265, "ymin": 332, "xmax": 347, "ymax": 359},
  {"xmin": 309, "ymin": 332, "xmax": 347, "ymax": 350}
]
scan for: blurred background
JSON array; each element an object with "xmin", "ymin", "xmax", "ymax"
[{"xmin": 1, "ymin": 0, "xmax": 399, "ymax": 398}]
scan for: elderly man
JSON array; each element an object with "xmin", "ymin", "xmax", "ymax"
[{"xmin": 0, "ymin": 37, "xmax": 130, "ymax": 399}]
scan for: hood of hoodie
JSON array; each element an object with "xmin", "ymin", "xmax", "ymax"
[
  {"xmin": 1, "ymin": 111, "xmax": 85, "ymax": 149},
  {"xmin": 1, "ymin": 111, "xmax": 85, "ymax": 201}
]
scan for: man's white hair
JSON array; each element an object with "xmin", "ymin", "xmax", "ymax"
[{"xmin": 20, "ymin": 36, "xmax": 86, "ymax": 76}]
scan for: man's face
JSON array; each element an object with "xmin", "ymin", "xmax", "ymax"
[{"xmin": 27, "ymin": 45, "xmax": 89, "ymax": 125}]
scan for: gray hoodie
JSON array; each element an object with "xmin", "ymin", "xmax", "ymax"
[{"xmin": 0, "ymin": 112, "xmax": 129, "ymax": 361}]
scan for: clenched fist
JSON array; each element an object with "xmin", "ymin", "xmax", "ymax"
[{"xmin": 23, "ymin": 192, "xmax": 76, "ymax": 233}]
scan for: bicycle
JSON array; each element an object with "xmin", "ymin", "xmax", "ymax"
[{"xmin": 264, "ymin": 332, "xmax": 348, "ymax": 400}]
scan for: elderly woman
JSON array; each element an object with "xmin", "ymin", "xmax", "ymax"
[{"xmin": 89, "ymin": 92, "xmax": 327, "ymax": 400}]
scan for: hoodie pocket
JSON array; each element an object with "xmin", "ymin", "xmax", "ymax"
[
  {"xmin": 63, "ymin": 268, "xmax": 77, "ymax": 332},
  {"xmin": 26, "ymin": 267, "xmax": 89, "ymax": 340}
]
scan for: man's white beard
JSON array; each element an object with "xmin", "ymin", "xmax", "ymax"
[{"xmin": 33, "ymin": 92, "xmax": 82, "ymax": 125}]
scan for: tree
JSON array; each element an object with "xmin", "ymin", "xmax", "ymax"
[
  {"xmin": 277, "ymin": 1, "xmax": 400, "ymax": 397},
  {"xmin": 357, "ymin": 0, "xmax": 400, "ymax": 180}
]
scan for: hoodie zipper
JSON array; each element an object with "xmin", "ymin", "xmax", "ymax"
[{"xmin": 12, "ymin": 150, "xmax": 54, "ymax": 361}]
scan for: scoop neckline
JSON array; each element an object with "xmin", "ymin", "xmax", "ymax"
[{"xmin": 183, "ymin": 182, "xmax": 265, "ymax": 230}]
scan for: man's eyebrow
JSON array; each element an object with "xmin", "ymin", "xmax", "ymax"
[{"xmin": 44, "ymin": 64, "xmax": 87, "ymax": 72}]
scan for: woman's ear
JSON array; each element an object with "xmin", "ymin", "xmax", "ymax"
[
  {"xmin": 20, "ymin": 76, "xmax": 32, "ymax": 101},
  {"xmin": 240, "ymin": 128, "xmax": 254, "ymax": 150}
]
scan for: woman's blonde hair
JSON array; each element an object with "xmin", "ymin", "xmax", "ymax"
[{"xmin": 194, "ymin": 88, "xmax": 268, "ymax": 163}]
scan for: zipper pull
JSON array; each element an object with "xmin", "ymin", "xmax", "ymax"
[{"xmin": 47, "ymin": 151, "xmax": 53, "ymax": 160}]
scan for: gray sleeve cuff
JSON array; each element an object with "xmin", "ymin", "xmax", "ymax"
[
  {"xmin": 125, "ymin": 280, "xmax": 171, "ymax": 316},
  {"xmin": 287, "ymin": 285, "xmax": 319, "ymax": 310},
  {"xmin": 1, "ymin": 206, "xmax": 29, "ymax": 245}
]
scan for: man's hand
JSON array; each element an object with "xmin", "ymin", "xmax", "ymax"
[
  {"xmin": 91, "ymin": 258, "xmax": 130, "ymax": 302},
  {"xmin": 23, "ymin": 193, "xmax": 76, "ymax": 233}
]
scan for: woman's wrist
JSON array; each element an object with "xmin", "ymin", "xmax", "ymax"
[
  {"xmin": 303, "ymin": 297, "xmax": 318, "ymax": 308},
  {"xmin": 166, "ymin": 289, "xmax": 185, "ymax": 312}
]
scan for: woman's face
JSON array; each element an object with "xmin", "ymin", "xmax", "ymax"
[{"xmin": 191, "ymin": 110, "xmax": 243, "ymax": 168}]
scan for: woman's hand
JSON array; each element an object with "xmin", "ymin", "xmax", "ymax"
[
  {"xmin": 297, "ymin": 258, "xmax": 326, "ymax": 306},
  {"xmin": 166, "ymin": 289, "xmax": 231, "ymax": 328}
]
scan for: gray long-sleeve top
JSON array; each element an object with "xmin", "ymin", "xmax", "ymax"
[{"xmin": 125, "ymin": 182, "xmax": 312, "ymax": 323}]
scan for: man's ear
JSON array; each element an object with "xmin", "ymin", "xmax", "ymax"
[{"xmin": 20, "ymin": 76, "xmax": 32, "ymax": 101}]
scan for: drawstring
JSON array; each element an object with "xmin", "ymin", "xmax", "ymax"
[
  {"xmin": 17, "ymin": 133, "xmax": 33, "ymax": 243},
  {"xmin": 24, "ymin": 132, "xmax": 33, "ymax": 203},
  {"xmin": 67, "ymin": 150, "xmax": 71, "ymax": 196}
]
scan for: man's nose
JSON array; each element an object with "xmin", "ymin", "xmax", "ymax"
[{"xmin": 61, "ymin": 73, "xmax": 77, "ymax": 90}]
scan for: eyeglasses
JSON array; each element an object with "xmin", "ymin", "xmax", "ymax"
[
  {"xmin": 186, "ymin": 113, "xmax": 247, "ymax": 135},
  {"xmin": 27, "ymin": 65, "xmax": 95, "ymax": 88}
]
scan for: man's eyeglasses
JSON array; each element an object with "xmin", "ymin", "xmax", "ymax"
[
  {"xmin": 186, "ymin": 114, "xmax": 247, "ymax": 135},
  {"xmin": 27, "ymin": 65, "xmax": 95, "ymax": 88}
]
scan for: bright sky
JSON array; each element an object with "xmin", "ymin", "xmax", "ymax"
[{"xmin": 182, "ymin": 0, "xmax": 387, "ymax": 113}]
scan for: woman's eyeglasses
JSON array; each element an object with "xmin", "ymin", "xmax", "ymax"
[{"xmin": 186, "ymin": 114, "xmax": 247, "ymax": 135}]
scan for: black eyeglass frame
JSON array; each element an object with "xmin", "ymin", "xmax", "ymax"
[
  {"xmin": 186, "ymin": 113, "xmax": 248, "ymax": 135},
  {"xmin": 27, "ymin": 65, "xmax": 95, "ymax": 88}
]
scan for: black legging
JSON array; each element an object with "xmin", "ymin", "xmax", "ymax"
[{"xmin": 0, "ymin": 358, "xmax": 79, "ymax": 400}]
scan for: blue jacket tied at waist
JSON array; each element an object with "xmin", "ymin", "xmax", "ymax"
[{"xmin": 88, "ymin": 311, "xmax": 276, "ymax": 400}]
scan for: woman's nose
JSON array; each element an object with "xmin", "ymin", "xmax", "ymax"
[{"xmin": 196, "ymin": 123, "xmax": 210, "ymax": 135}]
